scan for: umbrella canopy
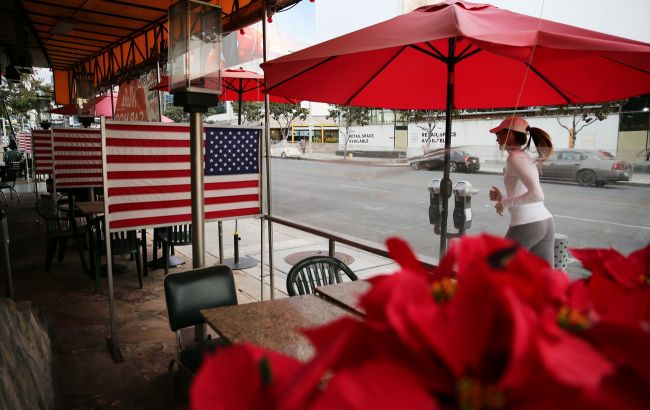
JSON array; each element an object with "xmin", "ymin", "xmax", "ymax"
[
  {"xmin": 260, "ymin": 0, "xmax": 650, "ymax": 257},
  {"xmin": 49, "ymin": 95, "xmax": 117, "ymax": 117},
  {"xmin": 261, "ymin": 0, "xmax": 650, "ymax": 109},
  {"xmin": 152, "ymin": 69, "xmax": 298, "ymax": 104}
]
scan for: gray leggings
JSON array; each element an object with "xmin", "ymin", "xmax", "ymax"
[{"xmin": 505, "ymin": 218, "xmax": 555, "ymax": 266}]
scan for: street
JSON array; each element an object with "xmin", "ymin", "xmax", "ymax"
[{"xmin": 270, "ymin": 158, "xmax": 650, "ymax": 262}]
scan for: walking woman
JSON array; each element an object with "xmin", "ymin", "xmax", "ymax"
[{"xmin": 488, "ymin": 117, "xmax": 556, "ymax": 265}]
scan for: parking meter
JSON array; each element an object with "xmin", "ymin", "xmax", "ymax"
[
  {"xmin": 428, "ymin": 179, "xmax": 441, "ymax": 233},
  {"xmin": 452, "ymin": 181, "xmax": 479, "ymax": 233}
]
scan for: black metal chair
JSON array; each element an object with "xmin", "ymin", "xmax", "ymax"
[
  {"xmin": 88, "ymin": 215, "xmax": 143, "ymax": 290},
  {"xmin": 286, "ymin": 255, "xmax": 358, "ymax": 296},
  {"xmin": 0, "ymin": 166, "xmax": 20, "ymax": 205},
  {"xmin": 164, "ymin": 265, "xmax": 237, "ymax": 402},
  {"xmin": 155, "ymin": 224, "xmax": 192, "ymax": 275},
  {"xmin": 35, "ymin": 198, "xmax": 89, "ymax": 273}
]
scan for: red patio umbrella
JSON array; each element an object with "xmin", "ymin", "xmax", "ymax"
[
  {"xmin": 261, "ymin": 0, "xmax": 650, "ymax": 256},
  {"xmin": 48, "ymin": 95, "xmax": 117, "ymax": 117}
]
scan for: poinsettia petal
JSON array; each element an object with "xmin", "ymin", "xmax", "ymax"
[
  {"xmin": 571, "ymin": 248, "xmax": 638, "ymax": 288},
  {"xmin": 497, "ymin": 289, "xmax": 540, "ymax": 391},
  {"xmin": 586, "ymin": 321, "xmax": 650, "ymax": 384},
  {"xmin": 588, "ymin": 273, "xmax": 650, "ymax": 326},
  {"xmin": 628, "ymin": 243, "xmax": 650, "ymax": 277},
  {"xmin": 190, "ymin": 343, "xmax": 302, "ymax": 410},
  {"xmin": 386, "ymin": 236, "xmax": 431, "ymax": 277},
  {"xmin": 310, "ymin": 359, "xmax": 438, "ymax": 410},
  {"xmin": 535, "ymin": 310, "xmax": 614, "ymax": 390},
  {"xmin": 360, "ymin": 268, "xmax": 432, "ymax": 321},
  {"xmin": 425, "ymin": 270, "xmax": 510, "ymax": 381}
]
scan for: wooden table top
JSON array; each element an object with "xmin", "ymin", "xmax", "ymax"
[
  {"xmin": 201, "ymin": 294, "xmax": 356, "ymax": 361},
  {"xmin": 315, "ymin": 280, "xmax": 371, "ymax": 316},
  {"xmin": 75, "ymin": 201, "xmax": 105, "ymax": 216}
]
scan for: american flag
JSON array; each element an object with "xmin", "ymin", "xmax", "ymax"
[
  {"xmin": 204, "ymin": 126, "xmax": 260, "ymax": 221},
  {"xmin": 104, "ymin": 121, "xmax": 261, "ymax": 232},
  {"xmin": 52, "ymin": 128, "xmax": 103, "ymax": 188},
  {"xmin": 32, "ymin": 129, "xmax": 53, "ymax": 174},
  {"xmin": 18, "ymin": 133, "xmax": 32, "ymax": 153}
]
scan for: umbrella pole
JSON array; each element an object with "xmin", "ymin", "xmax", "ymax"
[
  {"xmin": 439, "ymin": 38, "xmax": 456, "ymax": 258},
  {"xmin": 263, "ymin": 10, "xmax": 275, "ymax": 300},
  {"xmin": 223, "ymin": 87, "xmax": 257, "ymax": 270}
]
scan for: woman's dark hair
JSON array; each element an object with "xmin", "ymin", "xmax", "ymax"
[
  {"xmin": 506, "ymin": 126, "xmax": 553, "ymax": 161},
  {"xmin": 526, "ymin": 127, "xmax": 553, "ymax": 161}
]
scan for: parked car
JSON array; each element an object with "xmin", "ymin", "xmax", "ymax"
[
  {"xmin": 270, "ymin": 142, "xmax": 303, "ymax": 159},
  {"xmin": 409, "ymin": 149, "xmax": 480, "ymax": 173},
  {"xmin": 540, "ymin": 149, "xmax": 630, "ymax": 186}
]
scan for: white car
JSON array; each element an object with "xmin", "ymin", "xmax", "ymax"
[{"xmin": 270, "ymin": 143, "xmax": 303, "ymax": 159}]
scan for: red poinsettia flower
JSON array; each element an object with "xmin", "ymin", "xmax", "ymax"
[
  {"xmin": 422, "ymin": 266, "xmax": 613, "ymax": 406},
  {"xmin": 190, "ymin": 343, "xmax": 302, "ymax": 410},
  {"xmin": 571, "ymin": 245, "xmax": 650, "ymax": 326},
  {"xmin": 310, "ymin": 359, "xmax": 438, "ymax": 410}
]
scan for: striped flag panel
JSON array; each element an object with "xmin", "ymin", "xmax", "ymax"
[
  {"xmin": 52, "ymin": 128, "xmax": 103, "ymax": 188},
  {"xmin": 32, "ymin": 129, "xmax": 53, "ymax": 174},
  {"xmin": 18, "ymin": 133, "xmax": 32, "ymax": 153},
  {"xmin": 104, "ymin": 121, "xmax": 262, "ymax": 232}
]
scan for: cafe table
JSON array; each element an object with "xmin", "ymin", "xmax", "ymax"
[
  {"xmin": 75, "ymin": 201, "xmax": 149, "ymax": 277},
  {"xmin": 75, "ymin": 200, "xmax": 105, "ymax": 217},
  {"xmin": 315, "ymin": 280, "xmax": 371, "ymax": 316},
  {"xmin": 201, "ymin": 294, "xmax": 358, "ymax": 361}
]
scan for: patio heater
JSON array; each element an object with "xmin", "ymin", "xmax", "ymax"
[
  {"xmin": 74, "ymin": 72, "xmax": 95, "ymax": 127},
  {"xmin": 169, "ymin": 0, "xmax": 222, "ymax": 269},
  {"xmin": 36, "ymin": 95, "xmax": 51, "ymax": 130}
]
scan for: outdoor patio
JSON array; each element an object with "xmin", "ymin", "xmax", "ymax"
[{"xmin": 2, "ymin": 179, "xmax": 399, "ymax": 408}]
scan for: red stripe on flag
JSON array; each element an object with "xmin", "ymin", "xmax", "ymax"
[
  {"xmin": 109, "ymin": 213, "xmax": 192, "ymax": 230},
  {"xmin": 108, "ymin": 184, "xmax": 191, "ymax": 196},
  {"xmin": 57, "ymin": 179, "xmax": 103, "ymax": 187},
  {"xmin": 205, "ymin": 208, "xmax": 261, "ymax": 220},
  {"xmin": 54, "ymin": 137, "xmax": 101, "ymax": 143},
  {"xmin": 107, "ymin": 155, "xmax": 191, "ymax": 163},
  {"xmin": 106, "ymin": 124, "xmax": 191, "ymax": 133},
  {"xmin": 53, "ymin": 129, "xmax": 100, "ymax": 134},
  {"xmin": 106, "ymin": 138, "xmax": 189, "ymax": 148},
  {"xmin": 56, "ymin": 164, "xmax": 103, "ymax": 170},
  {"xmin": 108, "ymin": 169, "xmax": 191, "ymax": 179},
  {"xmin": 109, "ymin": 199, "xmax": 190, "ymax": 213},
  {"xmin": 205, "ymin": 194, "xmax": 259, "ymax": 205},
  {"xmin": 55, "ymin": 155, "xmax": 102, "ymax": 161},
  {"xmin": 53, "ymin": 146, "xmax": 101, "ymax": 152},
  {"xmin": 204, "ymin": 180, "xmax": 258, "ymax": 190}
]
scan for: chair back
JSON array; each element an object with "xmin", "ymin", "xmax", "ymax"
[
  {"xmin": 35, "ymin": 198, "xmax": 64, "ymax": 234},
  {"xmin": 89, "ymin": 216, "xmax": 139, "ymax": 256},
  {"xmin": 158, "ymin": 224, "xmax": 192, "ymax": 246},
  {"xmin": 2, "ymin": 168, "xmax": 18, "ymax": 187},
  {"xmin": 164, "ymin": 265, "xmax": 237, "ymax": 332},
  {"xmin": 286, "ymin": 256, "xmax": 358, "ymax": 296}
]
